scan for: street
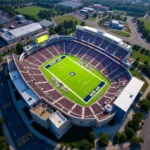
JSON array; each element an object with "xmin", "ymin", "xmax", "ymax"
[{"xmin": 0, "ymin": 64, "xmax": 55, "ymax": 150}]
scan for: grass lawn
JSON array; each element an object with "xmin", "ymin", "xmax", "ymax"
[
  {"xmin": 40, "ymin": 54, "xmax": 110, "ymax": 106},
  {"xmin": 113, "ymin": 9, "xmax": 125, "ymax": 14},
  {"xmin": 110, "ymin": 29, "xmax": 130, "ymax": 37},
  {"xmin": 15, "ymin": 6, "xmax": 49, "ymax": 17},
  {"xmin": 140, "ymin": 18, "xmax": 150, "ymax": 31},
  {"xmin": 54, "ymin": 15, "xmax": 82, "ymax": 24},
  {"xmin": 124, "ymin": 21, "xmax": 131, "ymax": 33},
  {"xmin": 130, "ymin": 68, "xmax": 148, "ymax": 93},
  {"xmin": 88, "ymin": 17, "xmax": 96, "ymax": 21},
  {"xmin": 131, "ymin": 49, "xmax": 150, "ymax": 65}
]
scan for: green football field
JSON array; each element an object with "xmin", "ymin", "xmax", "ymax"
[{"xmin": 40, "ymin": 55, "xmax": 110, "ymax": 106}]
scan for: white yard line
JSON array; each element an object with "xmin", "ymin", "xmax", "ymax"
[
  {"xmin": 66, "ymin": 56, "xmax": 103, "ymax": 81},
  {"xmin": 44, "ymin": 67, "xmax": 84, "ymax": 101},
  {"xmin": 44, "ymin": 55, "xmax": 108, "ymax": 104}
]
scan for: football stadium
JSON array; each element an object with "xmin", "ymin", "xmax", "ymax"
[{"xmin": 8, "ymin": 26, "xmax": 144, "ymax": 138}]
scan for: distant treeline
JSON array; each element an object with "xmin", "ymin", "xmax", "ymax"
[{"xmin": 82, "ymin": 0, "xmax": 149, "ymax": 17}]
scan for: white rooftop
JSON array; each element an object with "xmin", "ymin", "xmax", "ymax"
[
  {"xmin": 77, "ymin": 25, "xmax": 122, "ymax": 43},
  {"xmin": 1, "ymin": 23, "xmax": 43, "ymax": 41},
  {"xmin": 104, "ymin": 32, "xmax": 122, "ymax": 43},
  {"xmin": 9, "ymin": 69, "xmax": 20, "ymax": 81},
  {"xmin": 9, "ymin": 23, "xmax": 42, "ymax": 37},
  {"xmin": 9, "ymin": 69, "xmax": 39, "ymax": 107},
  {"xmin": 83, "ymin": 7, "xmax": 94, "ymax": 11},
  {"xmin": 21, "ymin": 89, "xmax": 39, "ymax": 107},
  {"xmin": 49, "ymin": 111, "xmax": 67, "ymax": 128},
  {"xmin": 114, "ymin": 77, "xmax": 144, "ymax": 112}
]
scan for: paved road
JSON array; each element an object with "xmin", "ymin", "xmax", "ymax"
[
  {"xmin": 126, "ymin": 17, "xmax": 150, "ymax": 49},
  {"xmin": 0, "ymin": 63, "xmax": 55, "ymax": 150},
  {"xmin": 140, "ymin": 112, "xmax": 150, "ymax": 150},
  {"xmin": 72, "ymin": 14, "xmax": 150, "ymax": 50}
]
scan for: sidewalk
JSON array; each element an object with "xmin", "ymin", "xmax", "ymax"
[{"xmin": 0, "ymin": 110, "xmax": 16, "ymax": 150}]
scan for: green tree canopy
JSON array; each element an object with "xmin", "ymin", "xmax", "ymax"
[
  {"xmin": 89, "ymin": 131, "xmax": 96, "ymax": 142},
  {"xmin": 125, "ymin": 127, "xmax": 134, "ymax": 139},
  {"xmin": 16, "ymin": 43, "xmax": 23, "ymax": 55},
  {"xmin": 119, "ymin": 132, "xmax": 127, "ymax": 142},
  {"xmin": 79, "ymin": 139, "xmax": 92, "ymax": 150},
  {"xmin": 146, "ymin": 92, "xmax": 150, "ymax": 101},
  {"xmin": 113, "ymin": 132, "xmax": 121, "ymax": 144},
  {"xmin": 98, "ymin": 133, "xmax": 110, "ymax": 147},
  {"xmin": 138, "ymin": 100, "xmax": 150, "ymax": 112},
  {"xmin": 131, "ymin": 136, "xmax": 144, "ymax": 145}
]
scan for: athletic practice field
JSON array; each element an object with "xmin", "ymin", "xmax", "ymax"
[{"xmin": 40, "ymin": 55, "xmax": 110, "ymax": 106}]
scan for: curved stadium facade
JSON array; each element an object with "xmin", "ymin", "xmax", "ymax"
[{"xmin": 8, "ymin": 25, "xmax": 144, "ymax": 138}]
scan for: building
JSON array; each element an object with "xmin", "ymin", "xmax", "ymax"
[
  {"xmin": 16, "ymin": 15, "xmax": 25, "ymax": 20},
  {"xmin": 49, "ymin": 111, "xmax": 72, "ymax": 139},
  {"xmin": 30, "ymin": 103, "xmax": 53, "ymax": 129},
  {"xmin": 7, "ymin": 26, "xmax": 144, "ymax": 138},
  {"xmin": 80, "ymin": 9, "xmax": 89, "ymax": 14},
  {"xmin": 93, "ymin": 4, "xmax": 109, "ymax": 12},
  {"xmin": 113, "ymin": 77, "xmax": 144, "ymax": 122},
  {"xmin": 57, "ymin": 1, "xmax": 83, "ymax": 9},
  {"xmin": 0, "ymin": 23, "xmax": 43, "ymax": 44},
  {"xmin": 110, "ymin": 20, "xmax": 124, "ymax": 30},
  {"xmin": 39, "ymin": 20, "xmax": 55, "ymax": 29}
]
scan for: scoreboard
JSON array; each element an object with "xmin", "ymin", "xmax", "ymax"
[{"xmin": 35, "ymin": 31, "xmax": 49, "ymax": 45}]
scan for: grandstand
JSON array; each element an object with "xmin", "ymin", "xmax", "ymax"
[{"xmin": 8, "ymin": 26, "xmax": 144, "ymax": 136}]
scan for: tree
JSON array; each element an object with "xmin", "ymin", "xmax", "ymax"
[
  {"xmin": 126, "ymin": 112, "xmax": 144, "ymax": 132},
  {"xmin": 146, "ymin": 92, "xmax": 150, "ymax": 101},
  {"xmin": 98, "ymin": 133, "xmax": 110, "ymax": 147},
  {"xmin": 113, "ymin": 132, "xmax": 121, "ymax": 144},
  {"xmin": 142, "ymin": 65, "xmax": 150, "ymax": 78},
  {"xmin": 132, "ymin": 60, "xmax": 139, "ymax": 68},
  {"xmin": 93, "ymin": 13, "xmax": 97, "ymax": 18},
  {"xmin": 130, "ymin": 136, "xmax": 144, "ymax": 145},
  {"xmin": 85, "ymin": 13, "xmax": 89, "ymax": 19},
  {"xmin": 79, "ymin": 139, "xmax": 91, "ymax": 150},
  {"xmin": 16, "ymin": 43, "xmax": 23, "ymax": 55},
  {"xmin": 138, "ymin": 100, "xmax": 150, "ymax": 112},
  {"xmin": 125, "ymin": 127, "xmax": 134, "ymax": 139},
  {"xmin": 89, "ymin": 131, "xmax": 96, "ymax": 142},
  {"xmin": 144, "ymin": 61, "xmax": 148, "ymax": 65},
  {"xmin": 0, "ymin": 118, "xmax": 3, "ymax": 125},
  {"xmin": 80, "ymin": 21, "xmax": 85, "ymax": 26},
  {"xmin": 119, "ymin": 132, "xmax": 127, "ymax": 142}
]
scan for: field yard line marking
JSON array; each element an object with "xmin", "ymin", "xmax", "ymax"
[
  {"xmin": 66, "ymin": 56, "xmax": 103, "ymax": 81},
  {"xmin": 44, "ymin": 68, "xmax": 84, "ymax": 102}
]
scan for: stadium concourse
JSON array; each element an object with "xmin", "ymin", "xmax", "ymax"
[{"xmin": 7, "ymin": 26, "xmax": 144, "ymax": 138}]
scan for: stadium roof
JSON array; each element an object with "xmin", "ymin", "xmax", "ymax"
[
  {"xmin": 78, "ymin": 26, "xmax": 122, "ymax": 43},
  {"xmin": 22, "ymin": 89, "xmax": 39, "ymax": 107},
  {"xmin": 1, "ymin": 23, "xmax": 43, "ymax": 41},
  {"xmin": 9, "ymin": 70, "xmax": 28, "ymax": 93},
  {"xmin": 9, "ymin": 69, "xmax": 39, "ymax": 107},
  {"xmin": 104, "ymin": 32, "xmax": 122, "ymax": 43},
  {"xmin": 114, "ymin": 77, "xmax": 144, "ymax": 112},
  {"xmin": 57, "ymin": 1, "xmax": 82, "ymax": 9}
]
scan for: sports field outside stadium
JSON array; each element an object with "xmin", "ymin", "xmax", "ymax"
[{"xmin": 40, "ymin": 55, "xmax": 110, "ymax": 106}]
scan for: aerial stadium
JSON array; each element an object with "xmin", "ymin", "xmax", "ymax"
[{"xmin": 7, "ymin": 25, "xmax": 144, "ymax": 138}]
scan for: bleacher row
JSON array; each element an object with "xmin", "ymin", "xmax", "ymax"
[
  {"xmin": 75, "ymin": 29, "xmax": 129, "ymax": 60},
  {"xmin": 13, "ymin": 39, "xmax": 131, "ymax": 121}
]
